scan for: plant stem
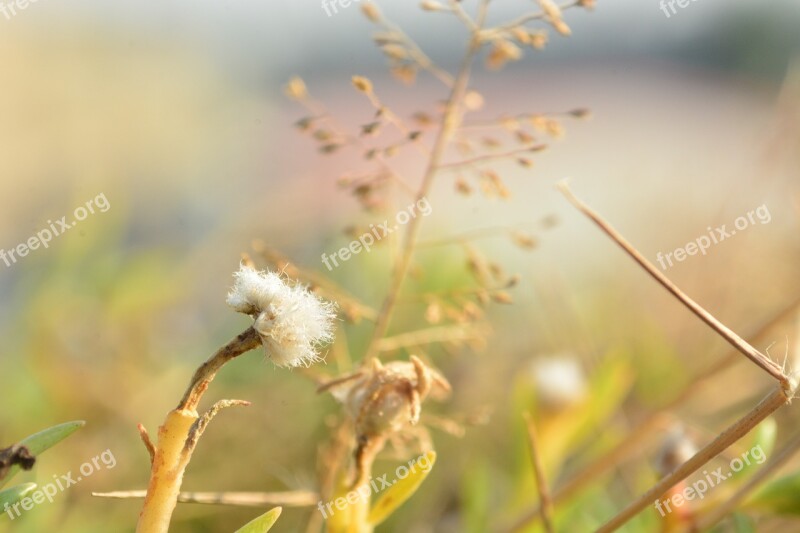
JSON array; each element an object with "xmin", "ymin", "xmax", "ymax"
[
  {"xmin": 597, "ymin": 384, "xmax": 791, "ymax": 533},
  {"xmin": 178, "ymin": 327, "xmax": 260, "ymax": 411},
  {"xmin": 136, "ymin": 409, "xmax": 198, "ymax": 533},
  {"xmin": 136, "ymin": 327, "xmax": 261, "ymax": 532},
  {"xmin": 363, "ymin": 3, "xmax": 489, "ymax": 363},
  {"xmin": 557, "ymin": 182, "xmax": 790, "ymax": 390}
]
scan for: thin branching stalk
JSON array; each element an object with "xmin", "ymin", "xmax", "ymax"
[{"xmin": 363, "ymin": 0, "xmax": 491, "ymax": 363}]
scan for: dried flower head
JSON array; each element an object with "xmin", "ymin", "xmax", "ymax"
[
  {"xmin": 322, "ymin": 356, "xmax": 451, "ymax": 484},
  {"xmin": 327, "ymin": 356, "xmax": 451, "ymax": 439},
  {"xmin": 227, "ymin": 265, "xmax": 337, "ymax": 368}
]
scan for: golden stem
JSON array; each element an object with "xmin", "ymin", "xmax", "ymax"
[
  {"xmin": 136, "ymin": 327, "xmax": 261, "ymax": 532},
  {"xmin": 136, "ymin": 409, "xmax": 197, "ymax": 533}
]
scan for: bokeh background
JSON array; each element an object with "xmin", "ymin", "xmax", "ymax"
[{"xmin": 1, "ymin": 0, "xmax": 800, "ymax": 531}]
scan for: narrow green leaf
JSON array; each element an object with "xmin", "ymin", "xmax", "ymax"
[
  {"xmin": 234, "ymin": 507, "xmax": 282, "ymax": 533},
  {"xmin": 0, "ymin": 421, "xmax": 85, "ymax": 488},
  {"xmin": 744, "ymin": 470, "xmax": 800, "ymax": 515},
  {"xmin": 0, "ymin": 483, "xmax": 37, "ymax": 509},
  {"xmin": 729, "ymin": 512, "xmax": 758, "ymax": 533},
  {"xmin": 368, "ymin": 451, "xmax": 436, "ymax": 526}
]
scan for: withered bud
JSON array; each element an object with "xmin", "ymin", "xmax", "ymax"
[
  {"xmin": 284, "ymin": 77, "xmax": 308, "ymax": 100},
  {"xmin": 361, "ymin": 3, "xmax": 381, "ymax": 23},
  {"xmin": 352, "ymin": 75, "xmax": 374, "ymax": 93},
  {"xmin": 420, "ymin": 0, "xmax": 445, "ymax": 12}
]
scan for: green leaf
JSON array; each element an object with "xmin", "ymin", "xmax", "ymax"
[
  {"xmin": 368, "ymin": 451, "xmax": 436, "ymax": 526},
  {"xmin": 0, "ymin": 483, "xmax": 37, "ymax": 509},
  {"xmin": 729, "ymin": 512, "xmax": 757, "ymax": 533},
  {"xmin": 728, "ymin": 417, "xmax": 775, "ymax": 483},
  {"xmin": 0, "ymin": 421, "xmax": 85, "ymax": 488},
  {"xmin": 234, "ymin": 506, "xmax": 282, "ymax": 533},
  {"xmin": 744, "ymin": 469, "xmax": 800, "ymax": 515}
]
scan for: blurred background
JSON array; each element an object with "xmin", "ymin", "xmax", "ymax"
[{"xmin": 1, "ymin": 0, "xmax": 799, "ymax": 531}]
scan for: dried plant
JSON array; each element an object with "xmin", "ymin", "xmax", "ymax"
[
  {"xmin": 95, "ymin": 2, "xmax": 800, "ymax": 532},
  {"xmin": 279, "ymin": 1, "xmax": 595, "ymax": 531}
]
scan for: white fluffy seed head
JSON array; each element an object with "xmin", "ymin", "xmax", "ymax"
[{"xmin": 227, "ymin": 265, "xmax": 337, "ymax": 368}]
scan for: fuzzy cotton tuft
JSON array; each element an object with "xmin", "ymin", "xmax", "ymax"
[{"xmin": 227, "ymin": 265, "xmax": 337, "ymax": 368}]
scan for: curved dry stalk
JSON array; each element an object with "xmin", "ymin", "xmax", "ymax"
[
  {"xmin": 557, "ymin": 182, "xmax": 790, "ymax": 390},
  {"xmin": 598, "ymin": 385, "xmax": 792, "ymax": 533},
  {"xmin": 178, "ymin": 327, "xmax": 260, "ymax": 411}
]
